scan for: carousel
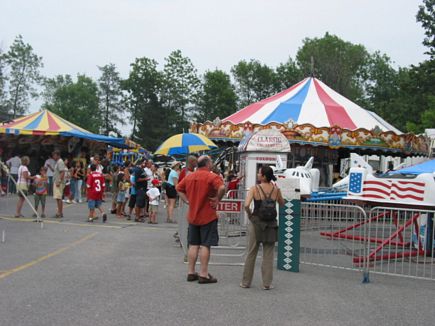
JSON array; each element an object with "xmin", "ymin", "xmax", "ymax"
[{"xmin": 191, "ymin": 77, "xmax": 429, "ymax": 186}]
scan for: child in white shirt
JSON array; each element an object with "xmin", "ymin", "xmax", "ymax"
[{"xmin": 146, "ymin": 179, "xmax": 161, "ymax": 224}]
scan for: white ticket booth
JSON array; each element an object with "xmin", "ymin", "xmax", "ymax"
[{"xmin": 238, "ymin": 129, "xmax": 291, "ymax": 191}]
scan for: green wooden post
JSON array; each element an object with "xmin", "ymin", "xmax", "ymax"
[{"xmin": 277, "ymin": 199, "xmax": 301, "ymax": 272}]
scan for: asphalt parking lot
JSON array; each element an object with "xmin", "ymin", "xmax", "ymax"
[{"xmin": 0, "ymin": 195, "xmax": 434, "ymax": 326}]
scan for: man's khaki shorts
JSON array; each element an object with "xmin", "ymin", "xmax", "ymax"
[{"xmin": 53, "ymin": 183, "xmax": 65, "ymax": 199}]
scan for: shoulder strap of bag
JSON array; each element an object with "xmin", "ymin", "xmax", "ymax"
[
  {"xmin": 258, "ymin": 184, "xmax": 273, "ymax": 200},
  {"xmin": 258, "ymin": 184, "xmax": 275, "ymax": 200},
  {"xmin": 268, "ymin": 185, "xmax": 275, "ymax": 200}
]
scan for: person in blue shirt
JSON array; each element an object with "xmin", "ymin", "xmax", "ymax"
[{"xmin": 166, "ymin": 161, "xmax": 181, "ymax": 223}]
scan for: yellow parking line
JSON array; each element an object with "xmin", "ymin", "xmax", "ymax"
[
  {"xmin": 0, "ymin": 232, "xmax": 97, "ymax": 280},
  {"xmin": 0, "ymin": 216, "xmax": 174, "ymax": 230},
  {"xmin": 0, "ymin": 216, "xmax": 122, "ymax": 229}
]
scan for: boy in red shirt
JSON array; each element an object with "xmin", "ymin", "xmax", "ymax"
[{"xmin": 86, "ymin": 164, "xmax": 107, "ymax": 223}]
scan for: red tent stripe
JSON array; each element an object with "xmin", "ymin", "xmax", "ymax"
[
  {"xmin": 32, "ymin": 130, "xmax": 47, "ymax": 136},
  {"xmin": 47, "ymin": 112, "xmax": 61, "ymax": 131},
  {"xmin": 313, "ymin": 79, "xmax": 357, "ymax": 129},
  {"xmin": 223, "ymin": 78, "xmax": 307, "ymax": 124}
]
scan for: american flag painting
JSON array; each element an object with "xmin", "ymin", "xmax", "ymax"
[
  {"xmin": 358, "ymin": 179, "xmax": 425, "ymax": 202},
  {"xmin": 349, "ymin": 171, "xmax": 364, "ymax": 195}
]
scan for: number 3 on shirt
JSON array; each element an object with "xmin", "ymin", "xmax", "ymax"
[{"xmin": 95, "ymin": 179, "xmax": 101, "ymax": 192}]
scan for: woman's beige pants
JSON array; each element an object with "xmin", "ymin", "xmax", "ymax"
[{"xmin": 242, "ymin": 222, "xmax": 275, "ymax": 287}]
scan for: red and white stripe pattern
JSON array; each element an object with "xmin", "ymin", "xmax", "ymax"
[
  {"xmin": 363, "ymin": 180, "xmax": 425, "ymax": 202},
  {"xmin": 223, "ymin": 77, "xmax": 401, "ymax": 133}
]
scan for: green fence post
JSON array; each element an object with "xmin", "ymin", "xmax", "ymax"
[{"xmin": 277, "ymin": 199, "xmax": 301, "ymax": 272}]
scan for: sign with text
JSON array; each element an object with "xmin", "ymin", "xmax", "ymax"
[
  {"xmin": 217, "ymin": 200, "xmax": 243, "ymax": 213},
  {"xmin": 241, "ymin": 129, "xmax": 291, "ymax": 153}
]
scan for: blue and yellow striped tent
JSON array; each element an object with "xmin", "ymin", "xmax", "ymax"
[{"xmin": 0, "ymin": 110, "xmax": 127, "ymax": 147}]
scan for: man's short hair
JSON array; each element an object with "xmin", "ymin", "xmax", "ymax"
[
  {"xmin": 52, "ymin": 150, "xmax": 60, "ymax": 156},
  {"xmin": 90, "ymin": 164, "xmax": 97, "ymax": 172},
  {"xmin": 187, "ymin": 155, "xmax": 198, "ymax": 166},
  {"xmin": 197, "ymin": 155, "xmax": 211, "ymax": 168}
]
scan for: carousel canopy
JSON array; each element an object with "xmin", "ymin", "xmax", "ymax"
[
  {"xmin": 0, "ymin": 110, "xmax": 127, "ymax": 148},
  {"xmin": 223, "ymin": 77, "xmax": 401, "ymax": 134}
]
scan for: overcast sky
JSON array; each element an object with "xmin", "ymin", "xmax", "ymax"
[
  {"xmin": 0, "ymin": 0, "xmax": 425, "ymax": 77},
  {"xmin": 0, "ymin": 0, "xmax": 428, "ymax": 113}
]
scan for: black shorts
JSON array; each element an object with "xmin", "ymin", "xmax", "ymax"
[
  {"xmin": 136, "ymin": 189, "xmax": 146, "ymax": 208},
  {"xmin": 166, "ymin": 185, "xmax": 177, "ymax": 199},
  {"xmin": 128, "ymin": 194, "xmax": 137, "ymax": 208},
  {"xmin": 188, "ymin": 219, "xmax": 219, "ymax": 247}
]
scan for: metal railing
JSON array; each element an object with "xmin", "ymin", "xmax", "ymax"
[
  {"xmin": 177, "ymin": 195, "xmax": 248, "ymax": 266},
  {"xmin": 300, "ymin": 202, "xmax": 368, "ymax": 272},
  {"xmin": 299, "ymin": 202, "xmax": 435, "ymax": 282},
  {"xmin": 362, "ymin": 207, "xmax": 435, "ymax": 281}
]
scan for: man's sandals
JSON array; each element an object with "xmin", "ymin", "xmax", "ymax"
[{"xmin": 187, "ymin": 273, "xmax": 217, "ymax": 284}]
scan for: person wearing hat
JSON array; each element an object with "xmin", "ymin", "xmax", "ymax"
[
  {"xmin": 166, "ymin": 161, "xmax": 181, "ymax": 223},
  {"xmin": 146, "ymin": 178, "xmax": 161, "ymax": 224}
]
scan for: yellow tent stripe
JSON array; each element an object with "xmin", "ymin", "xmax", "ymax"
[{"xmin": 39, "ymin": 111, "xmax": 49, "ymax": 130}]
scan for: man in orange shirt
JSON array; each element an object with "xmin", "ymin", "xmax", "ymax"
[{"xmin": 177, "ymin": 155, "xmax": 225, "ymax": 284}]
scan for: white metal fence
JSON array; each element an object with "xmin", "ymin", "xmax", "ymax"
[
  {"xmin": 300, "ymin": 202, "xmax": 435, "ymax": 282},
  {"xmin": 362, "ymin": 207, "xmax": 435, "ymax": 281},
  {"xmin": 300, "ymin": 202, "xmax": 368, "ymax": 272},
  {"xmin": 177, "ymin": 191, "xmax": 248, "ymax": 266}
]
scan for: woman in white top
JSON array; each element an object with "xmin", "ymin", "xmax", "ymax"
[{"xmin": 15, "ymin": 156, "xmax": 34, "ymax": 218}]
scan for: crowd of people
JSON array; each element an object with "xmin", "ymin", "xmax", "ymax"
[
  {"xmin": 2, "ymin": 150, "xmax": 285, "ymax": 290},
  {"xmin": 1, "ymin": 151, "xmax": 183, "ymax": 223}
]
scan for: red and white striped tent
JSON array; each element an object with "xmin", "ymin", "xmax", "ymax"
[{"xmin": 223, "ymin": 77, "xmax": 401, "ymax": 133}]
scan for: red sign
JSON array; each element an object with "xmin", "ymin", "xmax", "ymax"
[{"xmin": 217, "ymin": 200, "xmax": 243, "ymax": 213}]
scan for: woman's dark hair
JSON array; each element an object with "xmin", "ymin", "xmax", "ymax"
[
  {"xmin": 117, "ymin": 172, "xmax": 125, "ymax": 184},
  {"xmin": 260, "ymin": 166, "xmax": 276, "ymax": 182}
]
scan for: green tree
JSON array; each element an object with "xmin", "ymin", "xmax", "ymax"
[
  {"xmin": 417, "ymin": 0, "xmax": 435, "ymax": 58},
  {"xmin": 296, "ymin": 32, "xmax": 369, "ymax": 102},
  {"xmin": 4, "ymin": 35, "xmax": 43, "ymax": 118},
  {"xmin": 275, "ymin": 57, "xmax": 303, "ymax": 90},
  {"xmin": 0, "ymin": 48, "xmax": 7, "ymax": 115},
  {"xmin": 231, "ymin": 59, "xmax": 278, "ymax": 108},
  {"xmin": 397, "ymin": 0, "xmax": 435, "ymax": 133},
  {"xmin": 401, "ymin": 60, "xmax": 435, "ymax": 133},
  {"xmin": 195, "ymin": 69, "xmax": 237, "ymax": 122},
  {"xmin": 361, "ymin": 52, "xmax": 400, "ymax": 120},
  {"xmin": 420, "ymin": 96, "xmax": 435, "ymax": 128},
  {"xmin": 42, "ymin": 74, "xmax": 73, "ymax": 105},
  {"xmin": 122, "ymin": 57, "xmax": 165, "ymax": 150},
  {"xmin": 98, "ymin": 63, "xmax": 123, "ymax": 135},
  {"xmin": 43, "ymin": 74, "xmax": 101, "ymax": 133},
  {"xmin": 162, "ymin": 50, "xmax": 200, "ymax": 132}
]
